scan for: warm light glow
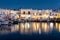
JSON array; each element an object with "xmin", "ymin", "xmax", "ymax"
[
  {"xmin": 59, "ymin": 23, "xmax": 60, "ymax": 32},
  {"xmin": 25, "ymin": 22, "xmax": 30, "ymax": 29},
  {"xmin": 20, "ymin": 23, "xmax": 25, "ymax": 33},
  {"xmin": 39, "ymin": 28, "xmax": 41, "ymax": 34},
  {"xmin": 50, "ymin": 16, "xmax": 54, "ymax": 18},
  {"xmin": 55, "ymin": 23, "xmax": 59, "ymax": 29},
  {"xmin": 11, "ymin": 24, "xmax": 19, "ymax": 32},
  {"xmin": 32, "ymin": 22, "xmax": 37, "ymax": 32},
  {"xmin": 55, "ymin": 23, "xmax": 60, "ymax": 32},
  {"xmin": 42, "ymin": 14, "xmax": 49, "ymax": 19},
  {"xmin": 50, "ymin": 23, "xmax": 53, "ymax": 30},
  {"xmin": 42, "ymin": 23, "xmax": 50, "ymax": 32},
  {"xmin": 36, "ymin": 23, "xmax": 40, "ymax": 30},
  {"xmin": 1, "ymin": 22, "xmax": 60, "ymax": 34}
]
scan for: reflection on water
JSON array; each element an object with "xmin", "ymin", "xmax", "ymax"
[
  {"xmin": 55, "ymin": 23, "xmax": 60, "ymax": 32},
  {"xmin": 0, "ymin": 22, "xmax": 60, "ymax": 34}
]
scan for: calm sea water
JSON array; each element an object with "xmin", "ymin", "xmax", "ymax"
[{"xmin": 0, "ymin": 22, "xmax": 60, "ymax": 40}]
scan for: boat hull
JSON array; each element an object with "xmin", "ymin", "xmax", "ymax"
[{"xmin": 0, "ymin": 21, "xmax": 9, "ymax": 25}]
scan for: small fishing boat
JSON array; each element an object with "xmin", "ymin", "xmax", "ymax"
[
  {"xmin": 0, "ymin": 13, "xmax": 9, "ymax": 25},
  {"xmin": 0, "ymin": 19, "xmax": 9, "ymax": 25}
]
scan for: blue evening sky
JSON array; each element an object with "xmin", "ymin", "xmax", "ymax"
[{"xmin": 0, "ymin": 0, "xmax": 59, "ymax": 9}]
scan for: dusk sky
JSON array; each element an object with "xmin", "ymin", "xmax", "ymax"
[{"xmin": 0, "ymin": 0, "xmax": 59, "ymax": 9}]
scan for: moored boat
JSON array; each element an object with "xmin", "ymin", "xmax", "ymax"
[{"xmin": 1, "ymin": 21, "xmax": 9, "ymax": 25}]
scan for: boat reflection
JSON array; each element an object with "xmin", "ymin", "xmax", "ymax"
[{"xmin": 0, "ymin": 22, "xmax": 60, "ymax": 34}]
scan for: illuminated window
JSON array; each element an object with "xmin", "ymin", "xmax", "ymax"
[
  {"xmin": 23, "ymin": 11, "xmax": 25, "ymax": 14},
  {"xmin": 33, "ymin": 13, "xmax": 36, "ymax": 15},
  {"xmin": 28, "ymin": 11, "xmax": 30, "ymax": 14},
  {"xmin": 55, "ymin": 14, "xmax": 57, "ymax": 16},
  {"xmin": 39, "ymin": 14, "xmax": 42, "ymax": 15}
]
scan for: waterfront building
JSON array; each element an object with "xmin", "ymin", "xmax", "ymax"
[
  {"xmin": 0, "ymin": 8, "xmax": 60, "ymax": 21},
  {"xmin": 9, "ymin": 10, "xmax": 19, "ymax": 20},
  {"xmin": 0, "ymin": 9, "xmax": 10, "ymax": 20},
  {"xmin": 20, "ymin": 9, "xmax": 41, "ymax": 21},
  {"xmin": 20, "ymin": 9, "xmax": 32, "ymax": 20}
]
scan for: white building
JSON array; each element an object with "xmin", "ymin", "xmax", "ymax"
[
  {"xmin": 10, "ymin": 10, "xmax": 19, "ymax": 20},
  {"xmin": 0, "ymin": 9, "xmax": 19, "ymax": 20},
  {"xmin": 20, "ymin": 9, "xmax": 32, "ymax": 20}
]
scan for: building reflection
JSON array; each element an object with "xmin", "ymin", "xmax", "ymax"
[
  {"xmin": 55, "ymin": 23, "xmax": 60, "ymax": 32},
  {"xmin": 11, "ymin": 24, "xmax": 19, "ymax": 32},
  {"xmin": 41, "ymin": 22, "xmax": 49, "ymax": 32},
  {"xmin": 31, "ymin": 22, "xmax": 41, "ymax": 32},
  {"xmin": 0, "ymin": 25, "xmax": 11, "ymax": 34},
  {"xmin": 19, "ymin": 22, "xmax": 54, "ymax": 34},
  {"xmin": 49, "ymin": 22, "xmax": 54, "ymax": 30},
  {"xmin": 19, "ymin": 22, "xmax": 31, "ymax": 34},
  {"xmin": 41, "ymin": 22, "xmax": 54, "ymax": 33},
  {"xmin": 0, "ymin": 22, "xmax": 60, "ymax": 34}
]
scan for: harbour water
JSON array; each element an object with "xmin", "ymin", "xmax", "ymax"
[{"xmin": 0, "ymin": 22, "xmax": 60, "ymax": 40}]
